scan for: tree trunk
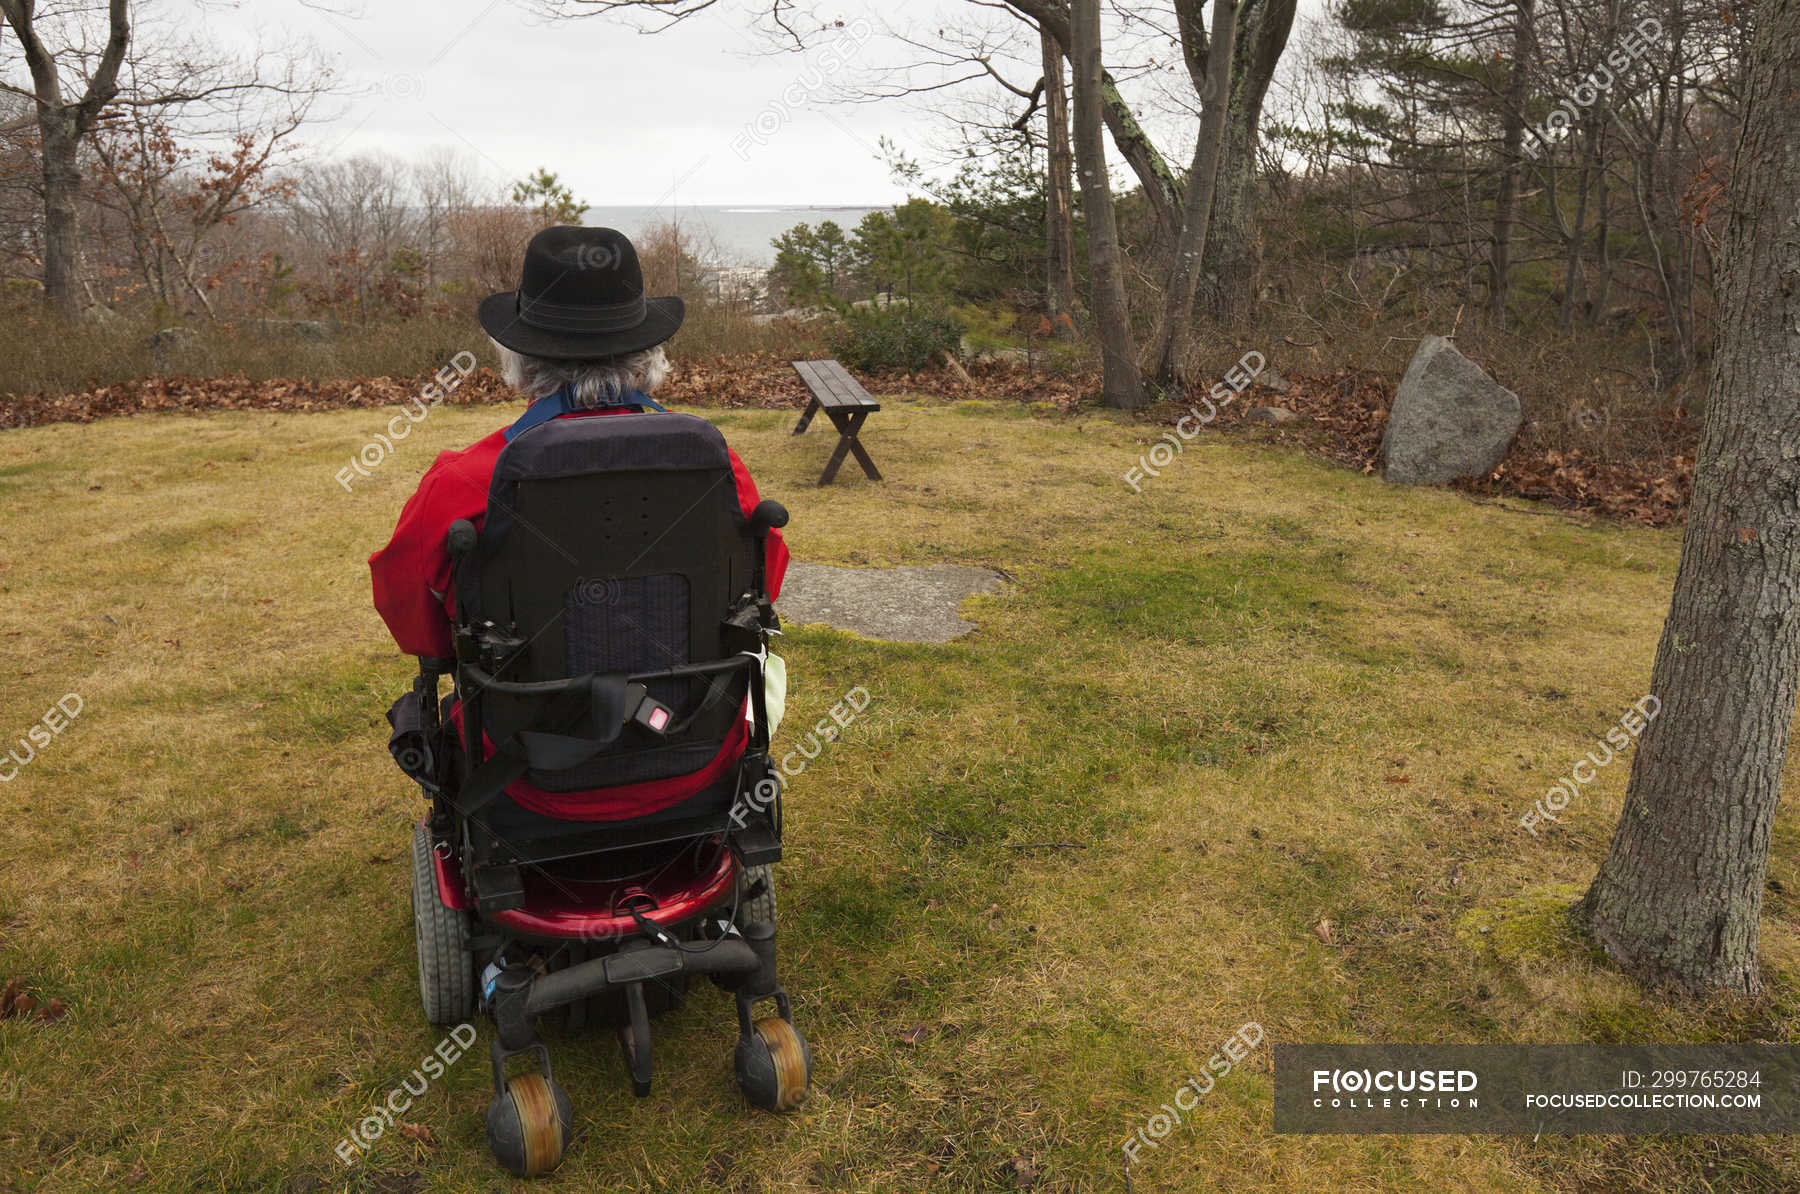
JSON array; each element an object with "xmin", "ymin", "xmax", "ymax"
[
  {"xmin": 1010, "ymin": 0, "xmax": 1182, "ymax": 264},
  {"xmin": 1148, "ymin": 0, "xmax": 1239, "ymax": 387},
  {"xmin": 1488, "ymin": 0, "xmax": 1535, "ymax": 326},
  {"xmin": 39, "ymin": 125, "xmax": 83, "ymax": 319},
  {"xmin": 1041, "ymin": 25, "xmax": 1078, "ymax": 322},
  {"xmin": 1558, "ymin": 118, "xmax": 1599, "ymax": 332},
  {"xmin": 1069, "ymin": 0, "xmax": 1144, "ymax": 409},
  {"xmin": 1197, "ymin": 0, "xmax": 1296, "ymax": 325},
  {"xmin": 1575, "ymin": 0, "xmax": 1800, "ymax": 995}
]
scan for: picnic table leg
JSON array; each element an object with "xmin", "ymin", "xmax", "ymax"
[
  {"xmin": 792, "ymin": 397, "xmax": 820, "ymax": 436},
  {"xmin": 846, "ymin": 420, "xmax": 882, "ymax": 481},
  {"xmin": 818, "ymin": 410, "xmax": 881, "ymax": 486},
  {"xmin": 818, "ymin": 412, "xmax": 855, "ymax": 485}
]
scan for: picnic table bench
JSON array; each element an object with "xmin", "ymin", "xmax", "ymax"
[{"xmin": 791, "ymin": 359, "xmax": 883, "ymax": 486}]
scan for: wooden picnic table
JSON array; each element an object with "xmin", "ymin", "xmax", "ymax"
[{"xmin": 791, "ymin": 359, "xmax": 883, "ymax": 486}]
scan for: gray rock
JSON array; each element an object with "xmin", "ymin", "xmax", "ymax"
[
  {"xmin": 1381, "ymin": 335, "xmax": 1521, "ymax": 484},
  {"xmin": 1248, "ymin": 405, "xmax": 1300, "ymax": 426},
  {"xmin": 777, "ymin": 563, "xmax": 1006, "ymax": 644},
  {"xmin": 1258, "ymin": 368, "xmax": 1292, "ymax": 395}
]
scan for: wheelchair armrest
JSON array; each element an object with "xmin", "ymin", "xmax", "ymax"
[
  {"xmin": 446, "ymin": 519, "xmax": 477, "ymax": 559},
  {"xmin": 750, "ymin": 499, "xmax": 788, "ymax": 537}
]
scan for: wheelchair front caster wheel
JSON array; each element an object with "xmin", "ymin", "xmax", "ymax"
[
  {"xmin": 486, "ymin": 1072, "xmax": 573, "ymax": 1177},
  {"xmin": 735, "ymin": 1016, "xmax": 811, "ymax": 1111}
]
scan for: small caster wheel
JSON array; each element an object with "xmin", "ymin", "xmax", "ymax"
[
  {"xmin": 735, "ymin": 1016, "xmax": 811, "ymax": 1111},
  {"xmin": 486, "ymin": 1072, "xmax": 573, "ymax": 1177}
]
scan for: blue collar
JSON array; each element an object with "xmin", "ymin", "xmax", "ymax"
[{"xmin": 505, "ymin": 386, "xmax": 666, "ymax": 442}]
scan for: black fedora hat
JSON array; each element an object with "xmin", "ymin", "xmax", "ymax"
[{"xmin": 479, "ymin": 225, "xmax": 684, "ymax": 359}]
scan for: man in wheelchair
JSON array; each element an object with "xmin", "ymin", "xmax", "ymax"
[{"xmin": 369, "ymin": 226, "xmax": 810, "ymax": 1176}]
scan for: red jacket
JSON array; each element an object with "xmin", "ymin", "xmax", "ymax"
[{"xmin": 370, "ymin": 407, "xmax": 789, "ymax": 659}]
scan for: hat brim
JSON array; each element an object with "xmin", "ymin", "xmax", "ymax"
[{"xmin": 477, "ymin": 291, "xmax": 685, "ymax": 359}]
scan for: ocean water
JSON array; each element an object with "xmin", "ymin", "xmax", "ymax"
[{"xmin": 580, "ymin": 204, "xmax": 889, "ymax": 269}]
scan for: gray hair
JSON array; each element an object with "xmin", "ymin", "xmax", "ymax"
[{"xmin": 491, "ymin": 340, "xmax": 671, "ymax": 408}]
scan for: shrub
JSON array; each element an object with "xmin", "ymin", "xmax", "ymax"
[{"xmin": 827, "ymin": 304, "xmax": 964, "ymax": 372}]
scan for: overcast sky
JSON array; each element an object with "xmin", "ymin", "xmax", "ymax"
[
  {"xmin": 185, "ymin": 0, "xmax": 943, "ymax": 208},
  {"xmin": 167, "ymin": 0, "xmax": 1330, "ymax": 209}
]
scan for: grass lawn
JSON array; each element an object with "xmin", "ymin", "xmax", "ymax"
[{"xmin": 1, "ymin": 394, "xmax": 1797, "ymax": 1193}]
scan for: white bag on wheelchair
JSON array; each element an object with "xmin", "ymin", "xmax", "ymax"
[{"xmin": 760, "ymin": 651, "xmax": 787, "ymax": 737}]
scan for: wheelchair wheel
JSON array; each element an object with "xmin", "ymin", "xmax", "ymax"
[
  {"xmin": 486, "ymin": 1071, "xmax": 572, "ymax": 1176},
  {"xmin": 735, "ymin": 1016, "xmax": 811, "ymax": 1111},
  {"xmin": 738, "ymin": 863, "xmax": 777, "ymax": 928},
  {"xmin": 411, "ymin": 823, "xmax": 475, "ymax": 1024}
]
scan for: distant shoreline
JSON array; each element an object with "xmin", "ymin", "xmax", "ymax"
[{"xmin": 579, "ymin": 203, "xmax": 893, "ymax": 268}]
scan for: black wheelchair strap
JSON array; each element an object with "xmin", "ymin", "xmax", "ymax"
[
  {"xmin": 456, "ymin": 673, "xmax": 636, "ymax": 816},
  {"xmin": 661, "ymin": 663, "xmax": 746, "ymax": 737}
]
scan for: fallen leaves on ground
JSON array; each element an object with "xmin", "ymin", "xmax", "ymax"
[
  {"xmin": 0, "ymin": 977, "xmax": 65, "ymax": 1022},
  {"xmin": 2, "ymin": 352, "xmax": 1694, "ymax": 523},
  {"xmin": 1150, "ymin": 367, "xmax": 1696, "ymax": 526}
]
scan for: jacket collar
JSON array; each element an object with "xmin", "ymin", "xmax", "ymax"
[{"xmin": 504, "ymin": 385, "xmax": 666, "ymax": 442}]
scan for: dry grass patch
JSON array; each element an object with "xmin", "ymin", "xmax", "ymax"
[{"xmin": 0, "ymin": 396, "xmax": 1794, "ymax": 1191}]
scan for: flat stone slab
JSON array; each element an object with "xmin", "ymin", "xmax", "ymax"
[{"xmin": 777, "ymin": 563, "xmax": 1006, "ymax": 643}]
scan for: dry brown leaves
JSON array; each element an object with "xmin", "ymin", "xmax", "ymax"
[
  {"xmin": 1155, "ymin": 367, "xmax": 1696, "ymax": 527},
  {"xmin": 0, "ymin": 976, "xmax": 65, "ymax": 1023},
  {"xmin": 2, "ymin": 354, "xmax": 1693, "ymax": 524}
]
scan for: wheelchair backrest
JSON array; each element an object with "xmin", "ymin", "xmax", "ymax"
[{"xmin": 466, "ymin": 411, "xmax": 758, "ymax": 791}]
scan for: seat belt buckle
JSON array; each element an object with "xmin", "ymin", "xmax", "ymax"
[{"xmin": 629, "ymin": 684, "xmax": 673, "ymax": 735}]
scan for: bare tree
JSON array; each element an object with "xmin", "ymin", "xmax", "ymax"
[
  {"xmin": 1195, "ymin": 0, "xmax": 1294, "ymax": 323},
  {"xmin": 1487, "ymin": 0, "xmax": 1534, "ymax": 323},
  {"xmin": 1070, "ymin": 0, "xmax": 1143, "ymax": 407},
  {"xmin": 1146, "ymin": 0, "xmax": 1238, "ymax": 386},
  {"xmin": 87, "ymin": 38, "xmax": 323, "ymax": 315},
  {"xmin": 283, "ymin": 153, "xmax": 416, "ymax": 309},
  {"xmin": 0, "ymin": 0, "xmax": 129, "ymax": 317},
  {"xmin": 0, "ymin": 1, "xmax": 330, "ymax": 316},
  {"xmin": 1575, "ymin": 0, "xmax": 1800, "ymax": 994},
  {"xmin": 412, "ymin": 146, "xmax": 485, "ymax": 290},
  {"xmin": 1010, "ymin": 0, "xmax": 1184, "ymax": 262},
  {"xmin": 1039, "ymin": 20, "xmax": 1077, "ymax": 319}
]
